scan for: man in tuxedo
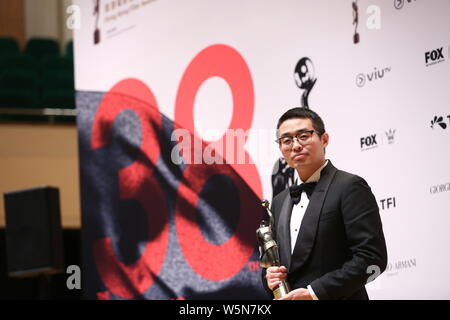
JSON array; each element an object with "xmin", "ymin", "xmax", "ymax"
[{"xmin": 263, "ymin": 107, "xmax": 387, "ymax": 300}]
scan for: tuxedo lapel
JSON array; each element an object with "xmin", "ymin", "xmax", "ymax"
[
  {"xmin": 276, "ymin": 194, "xmax": 293, "ymax": 269},
  {"xmin": 289, "ymin": 161, "xmax": 337, "ymax": 271}
]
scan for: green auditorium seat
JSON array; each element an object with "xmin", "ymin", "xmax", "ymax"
[
  {"xmin": 0, "ymin": 38, "xmax": 21, "ymax": 74},
  {"xmin": 0, "ymin": 69, "xmax": 40, "ymax": 108},
  {"xmin": 0, "ymin": 54, "xmax": 39, "ymax": 74},
  {"xmin": 41, "ymin": 70, "xmax": 75, "ymax": 109},
  {"xmin": 40, "ymin": 56, "xmax": 73, "ymax": 74},
  {"xmin": 24, "ymin": 38, "xmax": 59, "ymax": 61},
  {"xmin": 0, "ymin": 37, "xmax": 20, "ymax": 56},
  {"xmin": 0, "ymin": 54, "xmax": 9, "ymax": 72}
]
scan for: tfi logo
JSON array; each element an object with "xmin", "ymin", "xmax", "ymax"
[
  {"xmin": 356, "ymin": 66, "xmax": 391, "ymax": 87},
  {"xmin": 425, "ymin": 47, "xmax": 445, "ymax": 67},
  {"xmin": 379, "ymin": 197, "xmax": 396, "ymax": 210},
  {"xmin": 360, "ymin": 134, "xmax": 378, "ymax": 151}
]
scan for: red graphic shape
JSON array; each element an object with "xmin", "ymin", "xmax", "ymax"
[
  {"xmin": 91, "ymin": 79, "xmax": 168, "ymax": 298},
  {"xmin": 175, "ymin": 163, "xmax": 261, "ymax": 281},
  {"xmin": 174, "ymin": 43, "xmax": 253, "ymax": 141},
  {"xmin": 174, "ymin": 44, "xmax": 263, "ymax": 281},
  {"xmin": 96, "ymin": 291, "xmax": 111, "ymax": 300}
]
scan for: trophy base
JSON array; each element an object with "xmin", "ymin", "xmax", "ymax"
[
  {"xmin": 94, "ymin": 29, "xmax": 100, "ymax": 45},
  {"xmin": 273, "ymin": 281, "xmax": 290, "ymax": 299}
]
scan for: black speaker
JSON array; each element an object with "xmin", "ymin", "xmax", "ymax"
[{"xmin": 3, "ymin": 186, "xmax": 64, "ymax": 278}]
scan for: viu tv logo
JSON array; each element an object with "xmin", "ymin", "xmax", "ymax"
[
  {"xmin": 360, "ymin": 129, "xmax": 396, "ymax": 151},
  {"xmin": 425, "ymin": 47, "xmax": 446, "ymax": 67},
  {"xmin": 356, "ymin": 66, "xmax": 392, "ymax": 87}
]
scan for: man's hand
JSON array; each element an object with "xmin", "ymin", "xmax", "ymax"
[
  {"xmin": 265, "ymin": 266, "xmax": 288, "ymax": 290},
  {"xmin": 277, "ymin": 288, "xmax": 313, "ymax": 300}
]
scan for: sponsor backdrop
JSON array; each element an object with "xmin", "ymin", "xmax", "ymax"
[{"xmin": 73, "ymin": 0, "xmax": 450, "ymax": 299}]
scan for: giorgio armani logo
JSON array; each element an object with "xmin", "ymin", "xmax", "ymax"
[
  {"xmin": 430, "ymin": 182, "xmax": 450, "ymax": 195},
  {"xmin": 386, "ymin": 258, "xmax": 417, "ymax": 276},
  {"xmin": 430, "ymin": 115, "xmax": 449, "ymax": 129},
  {"xmin": 294, "ymin": 57, "xmax": 316, "ymax": 109},
  {"xmin": 356, "ymin": 66, "xmax": 391, "ymax": 87}
]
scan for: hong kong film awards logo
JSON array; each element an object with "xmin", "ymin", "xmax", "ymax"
[
  {"xmin": 271, "ymin": 157, "xmax": 295, "ymax": 199},
  {"xmin": 93, "ymin": 0, "xmax": 101, "ymax": 44},
  {"xmin": 352, "ymin": 0, "xmax": 360, "ymax": 44},
  {"xmin": 294, "ymin": 57, "xmax": 316, "ymax": 109},
  {"xmin": 273, "ymin": 57, "xmax": 318, "ymax": 198}
]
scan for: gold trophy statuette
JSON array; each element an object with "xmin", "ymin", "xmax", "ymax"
[{"xmin": 256, "ymin": 199, "xmax": 290, "ymax": 299}]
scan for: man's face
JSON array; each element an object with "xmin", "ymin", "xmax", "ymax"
[{"xmin": 277, "ymin": 118, "xmax": 328, "ymax": 170}]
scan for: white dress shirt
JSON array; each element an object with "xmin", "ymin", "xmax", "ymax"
[{"xmin": 290, "ymin": 160, "xmax": 328, "ymax": 300}]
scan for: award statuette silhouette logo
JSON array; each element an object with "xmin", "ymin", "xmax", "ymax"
[
  {"xmin": 93, "ymin": 0, "xmax": 101, "ymax": 44},
  {"xmin": 294, "ymin": 57, "xmax": 316, "ymax": 109},
  {"xmin": 352, "ymin": 0, "xmax": 360, "ymax": 44},
  {"xmin": 256, "ymin": 200, "xmax": 290, "ymax": 299}
]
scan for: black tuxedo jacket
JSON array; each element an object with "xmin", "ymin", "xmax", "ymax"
[{"xmin": 262, "ymin": 161, "xmax": 387, "ymax": 300}]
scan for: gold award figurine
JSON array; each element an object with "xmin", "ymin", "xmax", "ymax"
[{"xmin": 256, "ymin": 200, "xmax": 290, "ymax": 299}]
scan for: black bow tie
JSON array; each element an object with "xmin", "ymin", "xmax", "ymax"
[{"xmin": 289, "ymin": 182, "xmax": 317, "ymax": 205}]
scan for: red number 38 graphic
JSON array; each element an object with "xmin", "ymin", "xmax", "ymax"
[{"xmin": 89, "ymin": 44, "xmax": 263, "ymax": 299}]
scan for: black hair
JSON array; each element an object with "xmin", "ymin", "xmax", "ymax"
[{"xmin": 276, "ymin": 107, "xmax": 326, "ymax": 136}]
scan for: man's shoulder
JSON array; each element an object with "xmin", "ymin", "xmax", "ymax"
[
  {"xmin": 332, "ymin": 167, "xmax": 371, "ymax": 189},
  {"xmin": 334, "ymin": 167, "xmax": 359, "ymax": 180}
]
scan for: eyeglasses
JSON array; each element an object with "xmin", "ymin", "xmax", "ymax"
[{"xmin": 276, "ymin": 129, "xmax": 319, "ymax": 148}]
